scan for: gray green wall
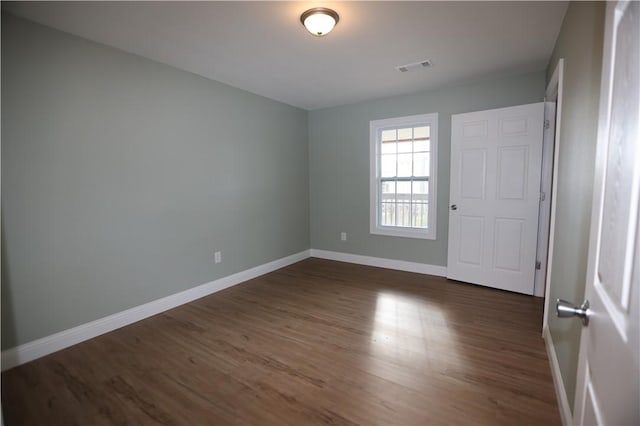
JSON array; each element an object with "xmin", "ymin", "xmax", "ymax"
[
  {"xmin": 545, "ymin": 1, "xmax": 605, "ymax": 412},
  {"xmin": 309, "ymin": 72, "xmax": 545, "ymax": 265},
  {"xmin": 1, "ymin": 15, "xmax": 309, "ymax": 349}
]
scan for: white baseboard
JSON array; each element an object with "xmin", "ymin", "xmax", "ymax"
[
  {"xmin": 543, "ymin": 326, "xmax": 573, "ymax": 426},
  {"xmin": 1, "ymin": 250, "xmax": 310, "ymax": 371},
  {"xmin": 2, "ymin": 248, "xmax": 445, "ymax": 370},
  {"xmin": 310, "ymin": 249, "xmax": 447, "ymax": 277}
]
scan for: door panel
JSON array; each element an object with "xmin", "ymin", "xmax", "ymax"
[
  {"xmin": 448, "ymin": 103, "xmax": 544, "ymax": 295},
  {"xmin": 462, "ymin": 120, "xmax": 488, "ymax": 138},
  {"xmin": 500, "ymin": 117, "xmax": 529, "ymax": 135},
  {"xmin": 497, "ymin": 146, "xmax": 528, "ymax": 200},
  {"xmin": 458, "ymin": 215, "xmax": 484, "ymax": 265},
  {"xmin": 494, "ymin": 218, "xmax": 523, "ymax": 272},
  {"xmin": 460, "ymin": 149, "xmax": 487, "ymax": 199}
]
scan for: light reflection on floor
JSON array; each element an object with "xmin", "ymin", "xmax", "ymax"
[{"xmin": 369, "ymin": 291, "xmax": 461, "ymax": 368}]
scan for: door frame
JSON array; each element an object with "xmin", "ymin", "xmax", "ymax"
[
  {"xmin": 534, "ymin": 101, "xmax": 556, "ymax": 297},
  {"xmin": 540, "ymin": 59, "xmax": 574, "ymax": 426},
  {"xmin": 542, "ymin": 58, "xmax": 565, "ymax": 329}
]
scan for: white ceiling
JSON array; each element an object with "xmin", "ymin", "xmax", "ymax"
[{"xmin": 3, "ymin": 1, "xmax": 568, "ymax": 110}]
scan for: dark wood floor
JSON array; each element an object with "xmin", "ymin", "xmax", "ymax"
[{"xmin": 2, "ymin": 258, "xmax": 560, "ymax": 425}]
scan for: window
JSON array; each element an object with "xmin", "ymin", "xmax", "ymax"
[{"xmin": 370, "ymin": 113, "xmax": 438, "ymax": 239}]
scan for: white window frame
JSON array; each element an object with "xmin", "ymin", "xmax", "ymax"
[{"xmin": 369, "ymin": 113, "xmax": 438, "ymax": 240}]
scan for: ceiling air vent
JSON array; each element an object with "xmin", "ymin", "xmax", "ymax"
[{"xmin": 395, "ymin": 59, "xmax": 433, "ymax": 73}]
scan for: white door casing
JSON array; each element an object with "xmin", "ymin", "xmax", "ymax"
[
  {"xmin": 542, "ymin": 59, "xmax": 565, "ymax": 331},
  {"xmin": 534, "ymin": 101, "xmax": 557, "ymax": 298},
  {"xmin": 448, "ymin": 103, "xmax": 544, "ymax": 295},
  {"xmin": 573, "ymin": 1, "xmax": 639, "ymax": 424}
]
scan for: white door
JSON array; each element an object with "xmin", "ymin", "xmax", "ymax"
[
  {"xmin": 448, "ymin": 103, "xmax": 544, "ymax": 295},
  {"xmin": 571, "ymin": 1, "xmax": 639, "ymax": 424}
]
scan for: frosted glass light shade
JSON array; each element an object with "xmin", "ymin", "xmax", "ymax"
[{"xmin": 300, "ymin": 8, "xmax": 339, "ymax": 37}]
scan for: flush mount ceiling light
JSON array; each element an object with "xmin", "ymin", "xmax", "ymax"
[{"xmin": 300, "ymin": 7, "xmax": 339, "ymax": 37}]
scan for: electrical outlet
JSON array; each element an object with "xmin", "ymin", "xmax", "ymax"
[
  {"xmin": 214, "ymin": 251, "xmax": 222, "ymax": 264},
  {"xmin": 340, "ymin": 232, "xmax": 347, "ymax": 241}
]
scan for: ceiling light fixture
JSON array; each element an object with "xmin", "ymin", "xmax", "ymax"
[
  {"xmin": 395, "ymin": 59, "xmax": 433, "ymax": 73},
  {"xmin": 300, "ymin": 7, "xmax": 339, "ymax": 37}
]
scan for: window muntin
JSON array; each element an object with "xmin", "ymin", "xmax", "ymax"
[{"xmin": 370, "ymin": 114, "xmax": 437, "ymax": 239}]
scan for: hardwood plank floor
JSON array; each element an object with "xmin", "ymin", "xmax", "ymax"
[{"xmin": 1, "ymin": 258, "xmax": 561, "ymax": 425}]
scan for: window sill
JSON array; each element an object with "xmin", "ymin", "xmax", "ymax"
[{"xmin": 370, "ymin": 226, "xmax": 436, "ymax": 240}]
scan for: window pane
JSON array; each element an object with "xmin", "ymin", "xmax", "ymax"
[
  {"xmin": 414, "ymin": 126, "xmax": 430, "ymax": 139},
  {"xmin": 381, "ymin": 154, "xmax": 396, "ymax": 177},
  {"xmin": 381, "ymin": 202, "xmax": 395, "ymax": 226},
  {"xmin": 413, "ymin": 152, "xmax": 430, "ymax": 177},
  {"xmin": 414, "ymin": 138, "xmax": 430, "ymax": 152},
  {"xmin": 396, "ymin": 182, "xmax": 411, "ymax": 228},
  {"xmin": 381, "ymin": 140, "xmax": 396, "ymax": 154},
  {"xmin": 381, "ymin": 129, "xmax": 396, "ymax": 142},
  {"xmin": 398, "ymin": 127, "xmax": 412, "ymax": 141},
  {"xmin": 397, "ymin": 140, "xmax": 412, "ymax": 153},
  {"xmin": 412, "ymin": 202, "xmax": 428, "ymax": 228},
  {"xmin": 412, "ymin": 180, "xmax": 428, "ymax": 201},
  {"xmin": 397, "ymin": 153, "xmax": 412, "ymax": 177},
  {"xmin": 414, "ymin": 126, "xmax": 430, "ymax": 152},
  {"xmin": 381, "ymin": 181, "xmax": 396, "ymax": 203},
  {"xmin": 397, "ymin": 201, "xmax": 412, "ymax": 227},
  {"xmin": 397, "ymin": 181, "xmax": 411, "ymax": 197}
]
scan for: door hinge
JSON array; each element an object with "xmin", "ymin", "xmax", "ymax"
[
  {"xmin": 544, "ymin": 119, "xmax": 550, "ymax": 130},
  {"xmin": 536, "ymin": 261, "xmax": 542, "ymax": 270},
  {"xmin": 540, "ymin": 191, "xmax": 546, "ymax": 202}
]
